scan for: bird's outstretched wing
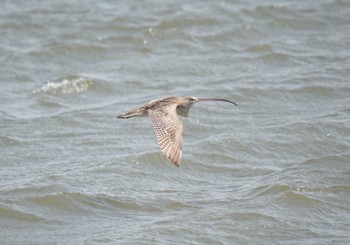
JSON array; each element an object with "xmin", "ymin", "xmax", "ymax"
[{"xmin": 148, "ymin": 104, "xmax": 183, "ymax": 167}]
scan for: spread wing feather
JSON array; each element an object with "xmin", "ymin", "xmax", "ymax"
[{"xmin": 148, "ymin": 104, "xmax": 183, "ymax": 166}]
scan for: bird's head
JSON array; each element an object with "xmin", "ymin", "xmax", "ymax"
[{"xmin": 184, "ymin": 96, "xmax": 200, "ymax": 105}]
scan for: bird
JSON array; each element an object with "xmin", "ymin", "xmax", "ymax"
[{"xmin": 117, "ymin": 96, "xmax": 237, "ymax": 167}]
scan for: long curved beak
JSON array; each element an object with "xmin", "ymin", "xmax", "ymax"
[{"xmin": 198, "ymin": 98, "xmax": 238, "ymax": 106}]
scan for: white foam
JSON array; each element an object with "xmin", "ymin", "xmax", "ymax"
[{"xmin": 34, "ymin": 77, "xmax": 93, "ymax": 94}]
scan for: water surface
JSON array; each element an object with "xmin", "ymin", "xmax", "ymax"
[{"xmin": 1, "ymin": 0, "xmax": 350, "ymax": 244}]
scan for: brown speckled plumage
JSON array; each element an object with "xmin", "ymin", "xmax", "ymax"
[{"xmin": 117, "ymin": 96, "xmax": 237, "ymax": 167}]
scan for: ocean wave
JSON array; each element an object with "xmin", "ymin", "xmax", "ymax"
[
  {"xmin": 33, "ymin": 76, "xmax": 93, "ymax": 94},
  {"xmin": 26, "ymin": 192, "xmax": 163, "ymax": 213},
  {"xmin": 136, "ymin": 152, "xmax": 171, "ymax": 168},
  {"xmin": 0, "ymin": 205, "xmax": 45, "ymax": 222},
  {"xmin": 0, "ymin": 135, "xmax": 22, "ymax": 146}
]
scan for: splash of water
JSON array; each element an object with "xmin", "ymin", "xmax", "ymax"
[{"xmin": 34, "ymin": 76, "xmax": 93, "ymax": 94}]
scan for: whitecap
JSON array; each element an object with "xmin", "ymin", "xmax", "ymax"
[{"xmin": 33, "ymin": 76, "xmax": 93, "ymax": 94}]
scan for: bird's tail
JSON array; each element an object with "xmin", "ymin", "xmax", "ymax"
[{"xmin": 117, "ymin": 108, "xmax": 147, "ymax": 119}]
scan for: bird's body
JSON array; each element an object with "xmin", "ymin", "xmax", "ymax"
[{"xmin": 117, "ymin": 96, "xmax": 237, "ymax": 167}]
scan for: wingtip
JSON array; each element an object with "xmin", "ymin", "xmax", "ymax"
[{"xmin": 171, "ymin": 153, "xmax": 182, "ymax": 167}]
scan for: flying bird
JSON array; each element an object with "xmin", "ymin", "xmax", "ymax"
[{"xmin": 117, "ymin": 96, "xmax": 237, "ymax": 167}]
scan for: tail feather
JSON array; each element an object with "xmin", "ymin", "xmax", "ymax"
[{"xmin": 117, "ymin": 108, "xmax": 147, "ymax": 118}]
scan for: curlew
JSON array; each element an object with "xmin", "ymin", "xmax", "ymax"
[{"xmin": 117, "ymin": 96, "xmax": 237, "ymax": 167}]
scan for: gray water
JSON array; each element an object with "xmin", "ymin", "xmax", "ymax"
[{"xmin": 1, "ymin": 0, "xmax": 350, "ymax": 244}]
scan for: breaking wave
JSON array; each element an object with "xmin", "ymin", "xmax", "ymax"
[{"xmin": 33, "ymin": 76, "xmax": 93, "ymax": 94}]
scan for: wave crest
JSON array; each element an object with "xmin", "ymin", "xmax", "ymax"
[{"xmin": 34, "ymin": 76, "xmax": 93, "ymax": 94}]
